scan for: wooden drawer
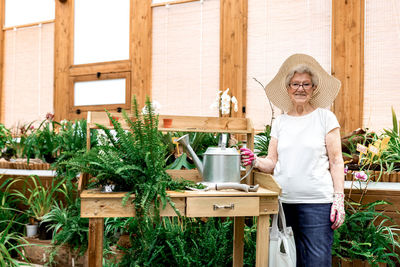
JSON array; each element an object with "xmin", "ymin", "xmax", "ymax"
[{"xmin": 186, "ymin": 197, "xmax": 259, "ymax": 217}]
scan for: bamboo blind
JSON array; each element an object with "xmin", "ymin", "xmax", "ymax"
[
  {"xmin": 363, "ymin": 0, "xmax": 400, "ymax": 133},
  {"xmin": 246, "ymin": 0, "xmax": 332, "ymax": 131},
  {"xmin": 3, "ymin": 23, "xmax": 54, "ymax": 128},
  {"xmin": 151, "ymin": 0, "xmax": 220, "ymax": 117}
]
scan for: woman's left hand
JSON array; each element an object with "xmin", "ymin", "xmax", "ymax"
[{"xmin": 330, "ymin": 192, "xmax": 345, "ymax": 229}]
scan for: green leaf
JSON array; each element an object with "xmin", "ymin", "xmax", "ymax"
[{"xmin": 392, "ymin": 106, "xmax": 398, "ymax": 135}]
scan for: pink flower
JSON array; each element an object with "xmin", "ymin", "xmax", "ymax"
[
  {"xmin": 344, "ymin": 165, "xmax": 348, "ymax": 175},
  {"xmin": 354, "ymin": 171, "xmax": 368, "ymax": 181},
  {"xmin": 46, "ymin": 112, "xmax": 55, "ymax": 121}
]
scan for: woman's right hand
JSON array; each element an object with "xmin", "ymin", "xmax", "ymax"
[{"xmin": 240, "ymin": 148, "xmax": 256, "ymax": 166}]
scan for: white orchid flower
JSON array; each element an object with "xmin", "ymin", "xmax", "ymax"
[
  {"xmin": 142, "ymin": 101, "xmax": 162, "ymax": 115},
  {"xmin": 231, "ymin": 96, "xmax": 238, "ymax": 112}
]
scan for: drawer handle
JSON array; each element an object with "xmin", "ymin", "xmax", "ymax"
[{"xmin": 213, "ymin": 204, "xmax": 235, "ymax": 210}]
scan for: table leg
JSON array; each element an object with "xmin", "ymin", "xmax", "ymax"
[
  {"xmin": 256, "ymin": 214, "xmax": 270, "ymax": 267},
  {"xmin": 233, "ymin": 217, "xmax": 245, "ymax": 267},
  {"xmin": 88, "ymin": 218, "xmax": 104, "ymax": 267}
]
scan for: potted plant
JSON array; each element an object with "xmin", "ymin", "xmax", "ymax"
[
  {"xmin": 0, "ymin": 219, "xmax": 29, "ymax": 266},
  {"xmin": 11, "ymin": 175, "xmax": 63, "ymax": 240},
  {"xmin": 23, "ymin": 113, "xmax": 61, "ymax": 164},
  {"xmin": 0, "ymin": 123, "xmax": 13, "ymax": 160},
  {"xmin": 332, "ymin": 170, "xmax": 400, "ymax": 266}
]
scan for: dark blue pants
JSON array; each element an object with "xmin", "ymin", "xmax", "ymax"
[{"xmin": 282, "ymin": 203, "xmax": 333, "ymax": 267}]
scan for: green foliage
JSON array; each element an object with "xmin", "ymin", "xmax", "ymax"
[
  {"xmin": 0, "ymin": 178, "xmax": 27, "ymax": 235},
  {"xmin": 380, "ymin": 107, "xmax": 400, "ymax": 172},
  {"xmin": 23, "ymin": 119, "xmax": 61, "ymax": 163},
  {"xmin": 163, "ymin": 132, "xmax": 219, "ymax": 170},
  {"xmin": 0, "ymin": 124, "xmax": 12, "ymax": 153},
  {"xmin": 56, "ymin": 119, "xmax": 98, "ymax": 165},
  {"xmin": 0, "ymin": 219, "xmax": 29, "ymax": 267},
  {"xmin": 254, "ymin": 125, "xmax": 271, "ymax": 157},
  {"xmin": 0, "ymin": 123, "xmax": 21, "ymax": 161},
  {"xmin": 41, "ymin": 198, "xmax": 89, "ymax": 259},
  {"xmin": 119, "ymin": 217, "xmax": 233, "ymax": 267},
  {"xmin": 332, "ymin": 200, "xmax": 400, "ymax": 266},
  {"xmin": 11, "ymin": 175, "xmax": 64, "ymax": 221},
  {"xmin": 243, "ymin": 217, "xmax": 257, "ymax": 267},
  {"xmin": 64, "ymin": 97, "xmax": 184, "ymax": 217}
]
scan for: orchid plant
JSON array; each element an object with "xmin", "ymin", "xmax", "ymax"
[
  {"xmin": 142, "ymin": 100, "xmax": 161, "ymax": 115},
  {"xmin": 210, "ymin": 88, "xmax": 238, "ymax": 117}
]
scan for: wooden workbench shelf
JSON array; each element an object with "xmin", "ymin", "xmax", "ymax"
[{"xmin": 80, "ymin": 112, "xmax": 280, "ymax": 267}]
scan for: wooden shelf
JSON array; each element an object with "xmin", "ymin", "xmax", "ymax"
[{"xmin": 87, "ymin": 112, "xmax": 254, "ymax": 134}]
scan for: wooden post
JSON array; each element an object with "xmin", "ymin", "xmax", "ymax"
[
  {"xmin": 0, "ymin": 0, "xmax": 5, "ymax": 122},
  {"xmin": 233, "ymin": 217, "xmax": 245, "ymax": 267},
  {"xmin": 54, "ymin": 0, "xmax": 72, "ymax": 122},
  {"xmin": 256, "ymin": 214, "xmax": 270, "ymax": 266},
  {"xmin": 131, "ymin": 0, "xmax": 152, "ymax": 108},
  {"xmin": 220, "ymin": 0, "xmax": 248, "ymax": 118},
  {"xmin": 332, "ymin": 0, "xmax": 365, "ymax": 134},
  {"xmin": 88, "ymin": 218, "xmax": 104, "ymax": 267}
]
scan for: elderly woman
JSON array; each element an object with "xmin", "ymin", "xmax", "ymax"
[{"xmin": 241, "ymin": 54, "xmax": 345, "ymax": 266}]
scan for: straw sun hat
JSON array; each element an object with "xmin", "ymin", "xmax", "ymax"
[{"xmin": 265, "ymin": 54, "xmax": 341, "ymax": 112}]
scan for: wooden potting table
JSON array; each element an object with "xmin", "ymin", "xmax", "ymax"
[{"xmin": 79, "ymin": 112, "xmax": 281, "ymax": 267}]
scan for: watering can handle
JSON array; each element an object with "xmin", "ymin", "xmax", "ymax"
[{"xmin": 240, "ymin": 166, "xmax": 254, "ymax": 182}]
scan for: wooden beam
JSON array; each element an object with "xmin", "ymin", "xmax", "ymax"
[
  {"xmin": 233, "ymin": 217, "xmax": 244, "ymax": 267},
  {"xmin": 256, "ymin": 214, "xmax": 270, "ymax": 266},
  {"xmin": 2, "ymin": 19, "xmax": 54, "ymax": 31},
  {"xmin": 131, "ymin": 0, "xmax": 152, "ymax": 108},
  {"xmin": 69, "ymin": 60, "xmax": 131, "ymax": 76},
  {"xmin": 220, "ymin": 0, "xmax": 248, "ymax": 118},
  {"xmin": 0, "ymin": 0, "xmax": 5, "ymax": 122},
  {"xmin": 332, "ymin": 0, "xmax": 365, "ymax": 134},
  {"xmin": 54, "ymin": 0, "xmax": 72, "ymax": 122},
  {"xmin": 88, "ymin": 218, "xmax": 104, "ymax": 267},
  {"xmin": 151, "ymin": 0, "xmax": 199, "ymax": 8}
]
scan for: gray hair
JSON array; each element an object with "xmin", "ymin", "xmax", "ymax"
[{"xmin": 285, "ymin": 65, "xmax": 319, "ymax": 88}]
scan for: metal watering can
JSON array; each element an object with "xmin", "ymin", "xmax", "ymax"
[{"xmin": 176, "ymin": 134, "xmax": 257, "ymax": 192}]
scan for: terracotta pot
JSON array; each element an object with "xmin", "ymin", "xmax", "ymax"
[
  {"xmin": 109, "ymin": 116, "xmax": 120, "ymax": 126},
  {"xmin": 163, "ymin": 118, "xmax": 173, "ymax": 128}
]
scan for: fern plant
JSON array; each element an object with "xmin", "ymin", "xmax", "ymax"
[
  {"xmin": 23, "ymin": 118, "xmax": 61, "ymax": 163},
  {"xmin": 65, "ymin": 97, "xmax": 196, "ymax": 218},
  {"xmin": 119, "ymin": 217, "xmax": 233, "ymax": 266}
]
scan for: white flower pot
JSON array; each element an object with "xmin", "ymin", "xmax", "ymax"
[{"xmin": 26, "ymin": 223, "xmax": 38, "ymax": 237}]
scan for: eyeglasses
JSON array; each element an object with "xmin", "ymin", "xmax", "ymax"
[{"xmin": 289, "ymin": 83, "xmax": 314, "ymax": 90}]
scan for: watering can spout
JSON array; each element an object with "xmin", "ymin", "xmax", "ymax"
[{"xmin": 176, "ymin": 134, "xmax": 204, "ymax": 177}]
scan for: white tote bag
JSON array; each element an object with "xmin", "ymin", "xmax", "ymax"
[{"xmin": 269, "ymin": 200, "xmax": 296, "ymax": 267}]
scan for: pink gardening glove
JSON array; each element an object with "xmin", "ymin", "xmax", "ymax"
[
  {"xmin": 240, "ymin": 148, "xmax": 256, "ymax": 166},
  {"xmin": 330, "ymin": 193, "xmax": 345, "ymax": 229}
]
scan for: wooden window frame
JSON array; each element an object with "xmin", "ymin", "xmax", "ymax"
[
  {"xmin": 54, "ymin": 0, "xmax": 151, "ymax": 121},
  {"xmin": 70, "ymin": 72, "xmax": 131, "ymax": 113}
]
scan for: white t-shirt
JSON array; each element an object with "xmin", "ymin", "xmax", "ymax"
[{"xmin": 270, "ymin": 108, "xmax": 340, "ymax": 203}]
